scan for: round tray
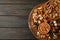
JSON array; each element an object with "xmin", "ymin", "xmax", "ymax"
[{"xmin": 28, "ymin": 0, "xmax": 60, "ymax": 40}]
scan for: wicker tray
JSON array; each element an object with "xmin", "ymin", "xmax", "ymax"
[{"xmin": 28, "ymin": 1, "xmax": 60, "ymax": 40}]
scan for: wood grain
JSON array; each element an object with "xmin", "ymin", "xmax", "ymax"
[
  {"xmin": 0, "ymin": 5, "xmax": 33, "ymax": 16},
  {"xmin": 0, "ymin": 9, "xmax": 31, "ymax": 16},
  {"xmin": 0, "ymin": 0, "xmax": 47, "ymax": 4},
  {"xmin": 0, "ymin": 16, "xmax": 28, "ymax": 27},
  {"xmin": 0, "ymin": 28, "xmax": 35, "ymax": 39}
]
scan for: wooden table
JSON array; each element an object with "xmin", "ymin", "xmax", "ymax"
[{"xmin": 0, "ymin": 0, "xmax": 47, "ymax": 40}]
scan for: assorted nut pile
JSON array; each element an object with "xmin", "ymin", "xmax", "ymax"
[{"xmin": 31, "ymin": 0, "xmax": 60, "ymax": 39}]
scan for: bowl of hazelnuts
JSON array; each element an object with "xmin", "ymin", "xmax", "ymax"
[{"xmin": 28, "ymin": 0, "xmax": 60, "ymax": 40}]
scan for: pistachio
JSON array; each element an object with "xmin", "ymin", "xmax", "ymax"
[{"xmin": 33, "ymin": 22, "xmax": 39, "ymax": 26}]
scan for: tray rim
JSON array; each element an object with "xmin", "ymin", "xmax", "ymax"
[{"xmin": 28, "ymin": 1, "xmax": 47, "ymax": 39}]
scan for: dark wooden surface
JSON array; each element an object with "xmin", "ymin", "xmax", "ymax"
[{"xmin": 0, "ymin": 0, "xmax": 48, "ymax": 39}]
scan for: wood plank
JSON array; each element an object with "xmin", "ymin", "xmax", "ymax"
[
  {"xmin": 0, "ymin": 5, "xmax": 33, "ymax": 10},
  {"xmin": 0, "ymin": 0, "xmax": 39, "ymax": 3},
  {"xmin": 0, "ymin": 9, "xmax": 31, "ymax": 16},
  {"xmin": 0, "ymin": 5, "xmax": 33, "ymax": 15},
  {"xmin": 0, "ymin": 28, "xmax": 35, "ymax": 39},
  {"xmin": 0, "ymin": 0, "xmax": 47, "ymax": 4},
  {"xmin": 0, "ymin": 39, "xmax": 36, "ymax": 40},
  {"xmin": 0, "ymin": 16, "xmax": 28, "ymax": 27}
]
